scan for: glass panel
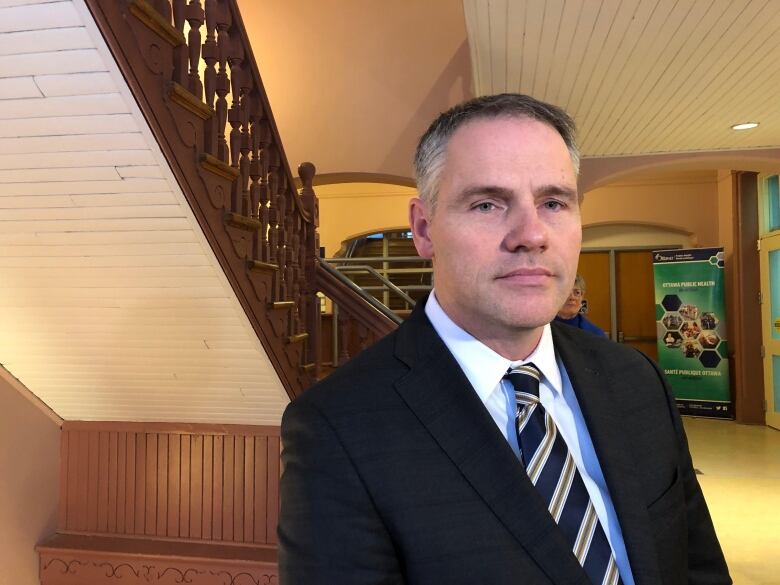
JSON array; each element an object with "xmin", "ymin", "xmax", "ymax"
[
  {"xmin": 773, "ymin": 355, "xmax": 780, "ymax": 413},
  {"xmin": 771, "ymin": 249, "xmax": 780, "ymax": 340},
  {"xmin": 768, "ymin": 175, "xmax": 780, "ymax": 231}
]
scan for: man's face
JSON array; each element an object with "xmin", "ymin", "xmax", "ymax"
[
  {"xmin": 410, "ymin": 116, "xmax": 581, "ymax": 353},
  {"xmin": 558, "ymin": 286, "xmax": 584, "ymax": 320}
]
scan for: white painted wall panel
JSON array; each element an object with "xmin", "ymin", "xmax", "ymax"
[
  {"xmin": 0, "ymin": 1, "xmax": 80, "ymax": 33},
  {"xmin": 0, "ymin": 113, "xmax": 137, "ymax": 137},
  {"xmin": 0, "ymin": 49, "xmax": 105, "ymax": 77},
  {"xmin": 0, "ymin": 133, "xmax": 146, "ymax": 153},
  {"xmin": 34, "ymin": 71, "xmax": 115, "ymax": 96},
  {"xmin": 0, "ymin": 94, "xmax": 128, "ymax": 119},
  {"xmin": 0, "ymin": 150, "xmax": 156, "ymax": 169},
  {"xmin": 0, "ymin": 27, "xmax": 92, "ymax": 56}
]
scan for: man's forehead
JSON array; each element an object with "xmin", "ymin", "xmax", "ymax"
[{"xmin": 450, "ymin": 114, "xmax": 557, "ymax": 138}]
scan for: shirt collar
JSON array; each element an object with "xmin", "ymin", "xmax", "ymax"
[{"xmin": 424, "ymin": 291, "xmax": 563, "ymax": 405}]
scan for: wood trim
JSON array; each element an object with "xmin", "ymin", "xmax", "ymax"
[
  {"xmin": 38, "ymin": 533, "xmax": 277, "ymax": 585},
  {"xmin": 168, "ymin": 82, "xmax": 214, "ymax": 120},
  {"xmin": 58, "ymin": 424, "xmax": 282, "ymax": 544},
  {"xmin": 248, "ymin": 259, "xmax": 279, "ymax": 272},
  {"xmin": 62, "ymin": 421, "xmax": 280, "ymax": 436},
  {"xmin": 128, "ymin": 0, "xmax": 185, "ymax": 47},
  {"xmin": 200, "ymin": 153, "xmax": 240, "ymax": 181},
  {"xmin": 287, "ymin": 332, "xmax": 309, "ymax": 344},
  {"xmin": 731, "ymin": 172, "xmax": 765, "ymax": 423},
  {"xmin": 223, "ymin": 212, "xmax": 262, "ymax": 232}
]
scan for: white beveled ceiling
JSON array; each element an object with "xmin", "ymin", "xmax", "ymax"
[
  {"xmin": 0, "ymin": 0, "xmax": 289, "ymax": 423},
  {"xmin": 463, "ymin": 0, "xmax": 780, "ymax": 157}
]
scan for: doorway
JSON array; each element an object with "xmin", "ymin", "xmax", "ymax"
[
  {"xmin": 578, "ymin": 248, "xmax": 670, "ymax": 361},
  {"xmin": 759, "ymin": 231, "xmax": 780, "ymax": 430}
]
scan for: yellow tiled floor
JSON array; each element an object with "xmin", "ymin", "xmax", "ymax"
[{"xmin": 683, "ymin": 418, "xmax": 780, "ymax": 585}]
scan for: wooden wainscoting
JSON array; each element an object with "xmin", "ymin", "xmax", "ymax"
[{"xmin": 38, "ymin": 421, "xmax": 281, "ymax": 585}]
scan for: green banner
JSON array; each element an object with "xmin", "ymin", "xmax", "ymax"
[{"xmin": 652, "ymin": 248, "xmax": 732, "ymax": 418}]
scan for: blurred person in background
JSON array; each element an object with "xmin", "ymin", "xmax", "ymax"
[{"xmin": 555, "ymin": 273, "xmax": 606, "ymax": 337}]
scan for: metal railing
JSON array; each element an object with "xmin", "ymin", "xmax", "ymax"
[
  {"xmin": 324, "ymin": 256, "xmax": 433, "ymax": 310},
  {"xmin": 317, "ymin": 258, "xmax": 403, "ymax": 367}
]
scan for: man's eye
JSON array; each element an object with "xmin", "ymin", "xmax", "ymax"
[
  {"xmin": 543, "ymin": 200, "xmax": 564, "ymax": 210},
  {"xmin": 475, "ymin": 202, "xmax": 495, "ymax": 212}
]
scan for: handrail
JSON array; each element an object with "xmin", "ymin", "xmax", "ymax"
[
  {"xmin": 326, "ymin": 256, "xmax": 431, "ymax": 263},
  {"xmin": 334, "ymin": 265, "xmax": 417, "ymax": 307},
  {"xmin": 316, "ymin": 259, "xmax": 402, "ymax": 325}
]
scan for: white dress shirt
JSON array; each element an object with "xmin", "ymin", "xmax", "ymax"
[{"xmin": 425, "ymin": 291, "xmax": 635, "ymax": 585}]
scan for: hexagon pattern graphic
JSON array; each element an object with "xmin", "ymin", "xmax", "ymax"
[
  {"xmin": 661, "ymin": 294, "xmax": 682, "ymax": 312},
  {"xmin": 657, "ymin": 297, "xmax": 725, "ymax": 368}
]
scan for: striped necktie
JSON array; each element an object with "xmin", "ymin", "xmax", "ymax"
[{"xmin": 505, "ymin": 364, "xmax": 623, "ymax": 585}]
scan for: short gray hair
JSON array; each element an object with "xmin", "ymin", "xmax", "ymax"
[
  {"xmin": 574, "ymin": 273, "xmax": 586, "ymax": 291},
  {"xmin": 414, "ymin": 93, "xmax": 579, "ymax": 211}
]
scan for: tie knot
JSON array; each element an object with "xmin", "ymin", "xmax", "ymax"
[{"xmin": 504, "ymin": 363, "xmax": 541, "ymax": 404}]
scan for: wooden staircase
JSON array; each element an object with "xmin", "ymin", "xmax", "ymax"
[{"xmin": 36, "ymin": 1, "xmax": 399, "ymax": 582}]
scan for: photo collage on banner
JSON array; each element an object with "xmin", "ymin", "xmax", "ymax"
[{"xmin": 652, "ymin": 248, "xmax": 732, "ymax": 418}]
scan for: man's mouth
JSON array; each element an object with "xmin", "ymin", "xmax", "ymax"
[{"xmin": 496, "ymin": 267, "xmax": 553, "ymax": 285}]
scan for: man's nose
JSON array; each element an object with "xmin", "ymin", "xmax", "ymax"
[{"xmin": 502, "ymin": 205, "xmax": 548, "ymax": 251}]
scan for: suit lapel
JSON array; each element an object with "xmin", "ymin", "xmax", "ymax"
[
  {"xmin": 393, "ymin": 306, "xmax": 589, "ymax": 585},
  {"xmin": 552, "ymin": 324, "xmax": 662, "ymax": 585}
]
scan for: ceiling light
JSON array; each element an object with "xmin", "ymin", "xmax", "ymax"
[{"xmin": 731, "ymin": 122, "xmax": 759, "ymax": 130}]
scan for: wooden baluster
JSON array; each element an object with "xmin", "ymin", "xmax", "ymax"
[
  {"xmin": 172, "ymin": 0, "xmax": 187, "ymax": 87},
  {"xmin": 239, "ymin": 115, "xmax": 251, "ymax": 217},
  {"xmin": 284, "ymin": 209, "xmax": 295, "ymax": 311},
  {"xmin": 152, "ymin": 0, "xmax": 172, "ymax": 22},
  {"xmin": 237, "ymin": 80, "xmax": 252, "ymax": 216},
  {"xmin": 228, "ymin": 104, "xmax": 241, "ymax": 213},
  {"xmin": 248, "ymin": 98, "xmax": 263, "ymax": 220},
  {"xmin": 298, "ymin": 161, "xmax": 320, "ymax": 374},
  {"xmin": 337, "ymin": 309, "xmax": 351, "ymax": 366},
  {"xmin": 290, "ymin": 215, "xmax": 302, "ymax": 333},
  {"xmin": 227, "ymin": 27, "xmax": 244, "ymax": 168},
  {"xmin": 226, "ymin": 35, "xmax": 242, "ymax": 213},
  {"xmin": 357, "ymin": 323, "xmax": 371, "ymax": 353},
  {"xmin": 184, "ymin": 0, "xmax": 205, "ymax": 100},
  {"xmin": 276, "ymin": 175, "xmax": 289, "ymax": 299},
  {"xmin": 257, "ymin": 121, "xmax": 271, "ymax": 263},
  {"xmin": 267, "ymin": 146, "xmax": 280, "ymax": 268},
  {"xmin": 201, "ymin": 0, "xmax": 218, "ymax": 156},
  {"xmin": 214, "ymin": 1, "xmax": 231, "ymax": 162}
]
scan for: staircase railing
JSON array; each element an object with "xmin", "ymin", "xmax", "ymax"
[{"xmin": 85, "ymin": 0, "xmax": 338, "ymax": 398}]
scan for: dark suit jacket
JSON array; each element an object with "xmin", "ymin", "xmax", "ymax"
[{"xmin": 278, "ymin": 301, "xmax": 731, "ymax": 585}]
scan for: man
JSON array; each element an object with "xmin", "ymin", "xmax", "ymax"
[
  {"xmin": 555, "ymin": 274, "xmax": 607, "ymax": 337},
  {"xmin": 279, "ymin": 94, "xmax": 731, "ymax": 585}
]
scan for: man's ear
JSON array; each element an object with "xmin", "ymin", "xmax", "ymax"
[{"xmin": 409, "ymin": 197, "xmax": 434, "ymax": 259}]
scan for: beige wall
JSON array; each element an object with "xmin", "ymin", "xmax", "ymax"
[
  {"xmin": 316, "ymin": 183, "xmax": 416, "ymax": 256},
  {"xmin": 0, "ymin": 369, "xmax": 60, "ymax": 585},
  {"xmin": 240, "ymin": 0, "xmax": 472, "ymax": 180},
  {"xmin": 582, "ymin": 174, "xmax": 721, "ymax": 248},
  {"xmin": 317, "ymin": 174, "xmax": 727, "ymax": 255}
]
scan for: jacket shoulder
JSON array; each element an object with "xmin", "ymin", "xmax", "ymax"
[{"xmin": 551, "ymin": 319, "xmax": 658, "ymax": 372}]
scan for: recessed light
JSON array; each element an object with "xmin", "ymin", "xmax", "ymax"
[{"xmin": 731, "ymin": 122, "xmax": 759, "ymax": 130}]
